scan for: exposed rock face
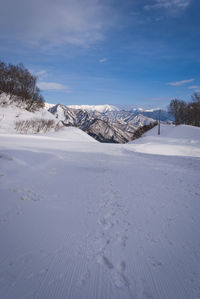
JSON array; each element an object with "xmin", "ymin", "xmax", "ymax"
[
  {"xmin": 84, "ymin": 119, "xmax": 133, "ymax": 143},
  {"xmin": 49, "ymin": 104, "xmax": 157, "ymax": 143},
  {"xmin": 102, "ymin": 108, "xmax": 173, "ymax": 123}
]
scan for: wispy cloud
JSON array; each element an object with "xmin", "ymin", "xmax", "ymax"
[
  {"xmin": 99, "ymin": 58, "xmax": 107, "ymax": 63},
  {"xmin": 38, "ymin": 82, "xmax": 72, "ymax": 92},
  {"xmin": 188, "ymin": 85, "xmax": 200, "ymax": 92},
  {"xmin": 35, "ymin": 70, "xmax": 49, "ymax": 79},
  {"xmin": 0, "ymin": 0, "xmax": 113, "ymax": 47},
  {"xmin": 188, "ymin": 85, "xmax": 200, "ymax": 89},
  {"xmin": 144, "ymin": 0, "xmax": 192, "ymax": 11},
  {"xmin": 167, "ymin": 78, "xmax": 194, "ymax": 86}
]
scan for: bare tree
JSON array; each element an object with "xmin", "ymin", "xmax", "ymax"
[
  {"xmin": 0, "ymin": 61, "xmax": 45, "ymax": 111},
  {"xmin": 169, "ymin": 94, "xmax": 200, "ymax": 127},
  {"xmin": 168, "ymin": 99, "xmax": 187, "ymax": 125}
]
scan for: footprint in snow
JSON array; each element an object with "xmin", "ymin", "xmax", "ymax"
[
  {"xmin": 18, "ymin": 189, "xmax": 42, "ymax": 201},
  {"xmin": 97, "ymin": 255, "xmax": 114, "ymax": 269},
  {"xmin": 0, "ymin": 153, "xmax": 13, "ymax": 161},
  {"xmin": 97, "ymin": 255, "xmax": 129, "ymax": 289},
  {"xmin": 98, "ymin": 218, "xmax": 114, "ymax": 230},
  {"xmin": 116, "ymin": 234, "xmax": 128, "ymax": 247},
  {"xmin": 113, "ymin": 261, "xmax": 129, "ymax": 288}
]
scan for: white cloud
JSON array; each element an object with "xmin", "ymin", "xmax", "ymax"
[
  {"xmin": 188, "ymin": 86, "xmax": 200, "ymax": 92},
  {"xmin": 99, "ymin": 58, "xmax": 107, "ymax": 63},
  {"xmin": 38, "ymin": 82, "xmax": 72, "ymax": 92},
  {"xmin": 0, "ymin": 0, "xmax": 113, "ymax": 47},
  {"xmin": 35, "ymin": 70, "xmax": 48, "ymax": 79},
  {"xmin": 188, "ymin": 85, "xmax": 200, "ymax": 89},
  {"xmin": 144, "ymin": 0, "xmax": 192, "ymax": 11},
  {"xmin": 167, "ymin": 78, "xmax": 194, "ymax": 86}
]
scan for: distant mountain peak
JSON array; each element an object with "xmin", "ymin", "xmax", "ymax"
[
  {"xmin": 67, "ymin": 104, "xmax": 119, "ymax": 113},
  {"xmin": 132, "ymin": 107, "xmax": 161, "ymax": 112},
  {"xmin": 44, "ymin": 102, "xmax": 56, "ymax": 110}
]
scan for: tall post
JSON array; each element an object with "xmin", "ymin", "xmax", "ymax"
[{"xmin": 158, "ymin": 109, "xmax": 161, "ymax": 135}]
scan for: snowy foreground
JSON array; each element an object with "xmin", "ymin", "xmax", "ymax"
[{"xmin": 0, "ymin": 124, "xmax": 200, "ymax": 299}]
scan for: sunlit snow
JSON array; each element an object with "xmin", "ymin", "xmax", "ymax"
[{"xmin": 0, "ymin": 122, "xmax": 200, "ymax": 298}]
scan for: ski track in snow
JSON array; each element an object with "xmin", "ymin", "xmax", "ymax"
[{"xmin": 0, "ymin": 126, "xmax": 200, "ymax": 299}]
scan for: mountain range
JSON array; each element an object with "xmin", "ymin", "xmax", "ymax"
[{"xmin": 47, "ymin": 104, "xmax": 172, "ymax": 143}]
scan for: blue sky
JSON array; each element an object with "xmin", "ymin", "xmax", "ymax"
[{"xmin": 0, "ymin": 0, "xmax": 200, "ymax": 108}]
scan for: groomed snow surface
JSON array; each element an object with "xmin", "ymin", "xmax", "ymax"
[{"xmin": 0, "ymin": 124, "xmax": 200, "ymax": 299}]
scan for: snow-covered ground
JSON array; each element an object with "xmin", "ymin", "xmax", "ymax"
[
  {"xmin": 0, "ymin": 124, "xmax": 200, "ymax": 299},
  {"xmin": 0, "ymin": 95, "xmax": 60, "ymax": 134},
  {"xmin": 127, "ymin": 124, "xmax": 200, "ymax": 158},
  {"xmin": 0, "ymin": 104, "xmax": 55, "ymax": 134}
]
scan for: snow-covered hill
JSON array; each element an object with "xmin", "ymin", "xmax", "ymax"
[
  {"xmin": 0, "ymin": 124, "xmax": 200, "ymax": 299},
  {"xmin": 128, "ymin": 124, "xmax": 200, "ymax": 157},
  {"xmin": 0, "ymin": 94, "xmax": 62, "ymax": 134}
]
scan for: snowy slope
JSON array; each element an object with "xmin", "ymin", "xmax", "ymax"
[
  {"xmin": 0, "ymin": 124, "xmax": 200, "ymax": 298},
  {"xmin": 46, "ymin": 126, "xmax": 98, "ymax": 143},
  {"xmin": 0, "ymin": 95, "xmax": 60, "ymax": 134},
  {"xmin": 127, "ymin": 124, "xmax": 200, "ymax": 157},
  {"xmin": 125, "ymin": 114, "xmax": 156, "ymax": 127}
]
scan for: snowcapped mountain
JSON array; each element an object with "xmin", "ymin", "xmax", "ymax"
[
  {"xmin": 44, "ymin": 102, "xmax": 56, "ymax": 110},
  {"xmin": 49, "ymin": 104, "xmax": 138, "ymax": 143},
  {"xmin": 126, "ymin": 114, "xmax": 156, "ymax": 127},
  {"xmin": 49, "ymin": 104, "xmax": 93, "ymax": 129},
  {"xmin": 103, "ymin": 108, "xmax": 173, "ymax": 123},
  {"xmin": 67, "ymin": 104, "xmax": 119, "ymax": 113},
  {"xmin": 131, "ymin": 107, "xmax": 160, "ymax": 113},
  {"xmin": 130, "ymin": 108, "xmax": 173, "ymax": 122},
  {"xmin": 47, "ymin": 103, "xmax": 160, "ymax": 143}
]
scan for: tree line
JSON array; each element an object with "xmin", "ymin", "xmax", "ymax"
[
  {"xmin": 168, "ymin": 94, "xmax": 200, "ymax": 127},
  {"xmin": 0, "ymin": 61, "xmax": 44, "ymax": 111}
]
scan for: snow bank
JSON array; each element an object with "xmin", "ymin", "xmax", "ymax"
[
  {"xmin": 127, "ymin": 124, "xmax": 200, "ymax": 157},
  {"xmin": 46, "ymin": 126, "xmax": 98, "ymax": 143}
]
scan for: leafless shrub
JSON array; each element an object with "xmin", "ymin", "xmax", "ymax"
[
  {"xmin": 132, "ymin": 123, "xmax": 157, "ymax": 140},
  {"xmin": 15, "ymin": 119, "xmax": 63, "ymax": 134}
]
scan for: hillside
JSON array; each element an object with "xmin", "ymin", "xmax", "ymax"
[
  {"xmin": 0, "ymin": 124, "xmax": 199, "ymax": 298},
  {"xmin": 0, "ymin": 94, "xmax": 63, "ymax": 134},
  {"xmin": 0, "ymin": 95, "xmax": 156, "ymax": 143},
  {"xmin": 128, "ymin": 124, "xmax": 200, "ymax": 157}
]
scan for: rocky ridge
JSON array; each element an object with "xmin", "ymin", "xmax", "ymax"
[{"xmin": 49, "ymin": 104, "xmax": 157, "ymax": 143}]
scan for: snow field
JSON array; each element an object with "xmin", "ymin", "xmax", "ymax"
[{"xmin": 0, "ymin": 125, "xmax": 200, "ymax": 298}]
